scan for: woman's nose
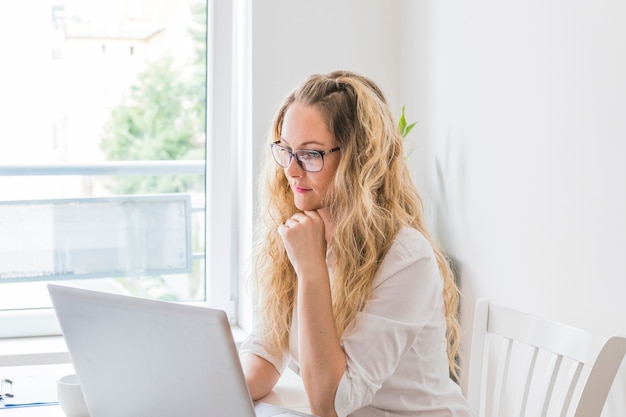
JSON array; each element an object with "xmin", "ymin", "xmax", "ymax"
[{"xmin": 285, "ymin": 156, "xmax": 304, "ymax": 177}]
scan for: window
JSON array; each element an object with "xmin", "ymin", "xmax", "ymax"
[{"xmin": 0, "ymin": 0, "xmax": 251, "ymax": 338}]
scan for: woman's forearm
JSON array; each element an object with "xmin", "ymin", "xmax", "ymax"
[{"xmin": 297, "ymin": 272, "xmax": 346, "ymax": 417}]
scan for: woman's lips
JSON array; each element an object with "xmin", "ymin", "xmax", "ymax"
[{"xmin": 293, "ymin": 185, "xmax": 310, "ymax": 193}]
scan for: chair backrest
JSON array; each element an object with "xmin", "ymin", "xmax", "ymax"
[{"xmin": 467, "ymin": 299, "xmax": 626, "ymax": 417}]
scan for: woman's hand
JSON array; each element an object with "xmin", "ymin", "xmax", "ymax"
[{"xmin": 278, "ymin": 210, "xmax": 327, "ymax": 278}]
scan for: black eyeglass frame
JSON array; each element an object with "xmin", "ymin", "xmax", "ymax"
[{"xmin": 270, "ymin": 140, "xmax": 341, "ymax": 173}]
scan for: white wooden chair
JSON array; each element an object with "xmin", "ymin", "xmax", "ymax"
[{"xmin": 467, "ymin": 299, "xmax": 626, "ymax": 417}]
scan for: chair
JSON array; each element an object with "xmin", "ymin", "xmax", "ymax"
[{"xmin": 466, "ymin": 299, "xmax": 626, "ymax": 417}]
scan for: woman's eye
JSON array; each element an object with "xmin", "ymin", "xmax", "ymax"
[{"xmin": 299, "ymin": 151, "xmax": 321, "ymax": 161}]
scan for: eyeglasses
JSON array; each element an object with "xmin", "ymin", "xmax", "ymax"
[{"xmin": 270, "ymin": 141, "xmax": 340, "ymax": 173}]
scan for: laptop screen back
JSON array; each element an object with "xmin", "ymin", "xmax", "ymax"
[{"xmin": 48, "ymin": 284, "xmax": 257, "ymax": 417}]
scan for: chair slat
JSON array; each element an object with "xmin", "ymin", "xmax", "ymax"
[
  {"xmin": 559, "ymin": 362, "xmax": 584, "ymax": 417},
  {"xmin": 492, "ymin": 338, "xmax": 513, "ymax": 417},
  {"xmin": 540, "ymin": 354, "xmax": 563, "ymax": 417},
  {"xmin": 518, "ymin": 346, "xmax": 539, "ymax": 417}
]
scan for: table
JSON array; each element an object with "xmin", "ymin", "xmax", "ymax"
[{"xmin": 0, "ymin": 363, "xmax": 310, "ymax": 416}]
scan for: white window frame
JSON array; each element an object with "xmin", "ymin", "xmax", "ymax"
[
  {"xmin": 205, "ymin": 0, "xmax": 252, "ymax": 327},
  {"xmin": 0, "ymin": 0, "xmax": 253, "ymax": 340}
]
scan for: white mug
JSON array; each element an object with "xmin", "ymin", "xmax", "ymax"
[{"xmin": 57, "ymin": 374, "xmax": 90, "ymax": 417}]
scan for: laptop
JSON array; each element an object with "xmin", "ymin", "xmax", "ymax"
[{"xmin": 48, "ymin": 284, "xmax": 316, "ymax": 417}]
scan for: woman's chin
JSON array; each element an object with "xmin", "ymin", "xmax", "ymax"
[{"xmin": 294, "ymin": 199, "xmax": 321, "ymax": 212}]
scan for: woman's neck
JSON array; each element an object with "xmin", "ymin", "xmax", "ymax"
[{"xmin": 317, "ymin": 208, "xmax": 335, "ymax": 244}]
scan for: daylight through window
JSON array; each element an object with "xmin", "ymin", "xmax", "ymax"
[{"xmin": 0, "ymin": 0, "xmax": 211, "ymax": 334}]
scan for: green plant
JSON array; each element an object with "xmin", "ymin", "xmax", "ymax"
[{"xmin": 398, "ymin": 105, "xmax": 417, "ymax": 138}]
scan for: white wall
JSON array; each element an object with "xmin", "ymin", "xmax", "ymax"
[
  {"xmin": 406, "ymin": 1, "xmax": 626, "ymax": 414},
  {"xmin": 251, "ymin": 0, "xmax": 404, "ymax": 170}
]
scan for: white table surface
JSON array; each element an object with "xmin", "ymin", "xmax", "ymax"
[{"xmin": 0, "ymin": 363, "xmax": 310, "ymax": 416}]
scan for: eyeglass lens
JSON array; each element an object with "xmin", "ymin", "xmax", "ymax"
[{"xmin": 271, "ymin": 144, "xmax": 324, "ymax": 172}]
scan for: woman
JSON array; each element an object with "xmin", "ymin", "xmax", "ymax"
[{"xmin": 240, "ymin": 70, "xmax": 475, "ymax": 417}]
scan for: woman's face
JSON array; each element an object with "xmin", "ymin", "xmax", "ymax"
[{"xmin": 279, "ymin": 102, "xmax": 340, "ymax": 213}]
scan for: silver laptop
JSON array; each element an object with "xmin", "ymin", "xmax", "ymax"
[{"xmin": 48, "ymin": 284, "xmax": 315, "ymax": 417}]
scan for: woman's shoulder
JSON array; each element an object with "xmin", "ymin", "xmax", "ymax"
[
  {"xmin": 391, "ymin": 226, "xmax": 435, "ymax": 257},
  {"xmin": 376, "ymin": 227, "xmax": 437, "ymax": 277},
  {"xmin": 369, "ymin": 225, "xmax": 442, "ymax": 294}
]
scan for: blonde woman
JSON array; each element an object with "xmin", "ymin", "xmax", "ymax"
[{"xmin": 240, "ymin": 70, "xmax": 475, "ymax": 417}]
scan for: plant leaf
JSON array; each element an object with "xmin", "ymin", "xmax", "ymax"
[
  {"xmin": 404, "ymin": 122, "xmax": 416, "ymax": 137},
  {"xmin": 398, "ymin": 105, "xmax": 416, "ymax": 138}
]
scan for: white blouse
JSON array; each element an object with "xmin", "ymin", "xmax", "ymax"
[{"xmin": 240, "ymin": 227, "xmax": 476, "ymax": 417}]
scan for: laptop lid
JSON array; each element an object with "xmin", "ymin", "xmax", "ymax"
[{"xmin": 48, "ymin": 284, "xmax": 270, "ymax": 417}]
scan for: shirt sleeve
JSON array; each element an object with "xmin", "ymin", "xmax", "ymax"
[
  {"xmin": 239, "ymin": 319, "xmax": 290, "ymax": 375},
  {"xmin": 334, "ymin": 229, "xmax": 444, "ymax": 417}
]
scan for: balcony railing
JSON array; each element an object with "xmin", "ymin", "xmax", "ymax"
[
  {"xmin": 0, "ymin": 161, "xmax": 206, "ymax": 284},
  {"xmin": 0, "ymin": 161, "xmax": 205, "ymax": 176}
]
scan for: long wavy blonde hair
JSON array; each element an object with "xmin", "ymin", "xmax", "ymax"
[{"xmin": 250, "ymin": 70, "xmax": 461, "ymax": 379}]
